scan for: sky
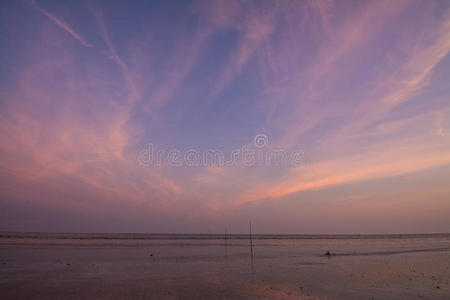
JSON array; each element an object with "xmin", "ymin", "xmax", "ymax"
[{"xmin": 0, "ymin": 0, "xmax": 449, "ymax": 234}]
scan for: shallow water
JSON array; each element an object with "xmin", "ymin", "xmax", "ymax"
[{"xmin": 1, "ymin": 233, "xmax": 449, "ymax": 299}]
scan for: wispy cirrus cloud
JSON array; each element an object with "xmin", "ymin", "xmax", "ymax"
[
  {"xmin": 1, "ymin": 0, "xmax": 449, "ymax": 233},
  {"xmin": 189, "ymin": 0, "xmax": 450, "ymax": 208}
]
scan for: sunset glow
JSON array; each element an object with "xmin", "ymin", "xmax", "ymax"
[{"xmin": 1, "ymin": 0, "xmax": 449, "ymax": 233}]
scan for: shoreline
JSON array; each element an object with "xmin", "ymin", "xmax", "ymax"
[{"xmin": 2, "ymin": 232, "xmax": 449, "ymax": 240}]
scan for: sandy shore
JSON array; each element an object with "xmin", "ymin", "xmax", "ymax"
[{"xmin": 0, "ymin": 233, "xmax": 449, "ymax": 299}]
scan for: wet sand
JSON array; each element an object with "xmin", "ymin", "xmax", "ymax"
[{"xmin": 1, "ymin": 233, "xmax": 449, "ymax": 299}]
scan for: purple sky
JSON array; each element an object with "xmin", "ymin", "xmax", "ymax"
[{"xmin": 1, "ymin": 0, "xmax": 449, "ymax": 234}]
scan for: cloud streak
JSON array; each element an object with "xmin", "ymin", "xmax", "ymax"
[{"xmin": 31, "ymin": 0, "xmax": 93, "ymax": 47}]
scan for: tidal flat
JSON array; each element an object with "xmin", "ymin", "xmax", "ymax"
[{"xmin": 1, "ymin": 233, "xmax": 449, "ymax": 299}]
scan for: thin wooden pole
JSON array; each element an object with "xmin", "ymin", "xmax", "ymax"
[
  {"xmin": 249, "ymin": 221, "xmax": 253, "ymax": 256},
  {"xmin": 225, "ymin": 228, "xmax": 227, "ymax": 247}
]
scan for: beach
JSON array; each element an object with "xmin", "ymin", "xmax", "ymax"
[{"xmin": 0, "ymin": 233, "xmax": 449, "ymax": 299}]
